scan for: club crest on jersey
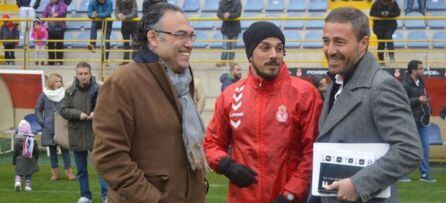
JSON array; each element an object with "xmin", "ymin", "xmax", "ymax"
[{"xmin": 276, "ymin": 105, "xmax": 288, "ymax": 123}]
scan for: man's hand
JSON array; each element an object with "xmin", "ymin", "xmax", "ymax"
[
  {"xmin": 324, "ymin": 178, "xmax": 359, "ymax": 202},
  {"xmin": 118, "ymin": 13, "xmax": 126, "ymax": 20},
  {"xmin": 217, "ymin": 157, "xmax": 257, "ymax": 188},
  {"xmin": 87, "ymin": 112, "xmax": 94, "ymax": 120},
  {"xmin": 80, "ymin": 112, "xmax": 89, "ymax": 120},
  {"xmin": 224, "ymin": 12, "xmax": 230, "ymax": 19},
  {"xmin": 419, "ymin": 95, "xmax": 428, "ymax": 104},
  {"xmin": 92, "ymin": 11, "xmax": 98, "ymax": 18}
]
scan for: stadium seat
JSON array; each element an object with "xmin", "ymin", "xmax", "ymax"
[
  {"xmin": 426, "ymin": 0, "xmax": 446, "ymax": 11},
  {"xmin": 392, "ymin": 31, "xmax": 405, "ymax": 48},
  {"xmin": 404, "ymin": 12, "xmax": 426, "ymax": 29},
  {"xmin": 244, "ymin": 0, "xmax": 264, "ymax": 12},
  {"xmin": 194, "ymin": 31, "xmax": 210, "ymax": 48},
  {"xmin": 428, "ymin": 12, "xmax": 446, "ymax": 29},
  {"xmin": 287, "ymin": 0, "xmax": 307, "ymax": 12},
  {"xmin": 283, "ymin": 30, "xmax": 301, "ymax": 48},
  {"xmin": 202, "ymin": 0, "xmax": 220, "ymax": 12},
  {"xmin": 168, "ymin": 0, "xmax": 180, "ymax": 6},
  {"xmin": 23, "ymin": 114, "xmax": 42, "ymax": 135},
  {"xmin": 79, "ymin": 0, "xmax": 90, "ymax": 13},
  {"xmin": 265, "ymin": 0, "xmax": 286, "ymax": 12},
  {"xmin": 209, "ymin": 32, "xmax": 223, "ymax": 48},
  {"xmin": 407, "ymin": 30, "xmax": 429, "ymax": 48},
  {"xmin": 37, "ymin": 0, "xmax": 50, "ymax": 13},
  {"xmin": 112, "ymin": 20, "xmax": 122, "ymax": 30},
  {"xmin": 425, "ymin": 123, "xmax": 443, "ymax": 145},
  {"xmin": 63, "ymin": 31, "xmax": 73, "ymax": 48},
  {"xmin": 267, "ymin": 13, "xmax": 285, "ymax": 29},
  {"xmin": 67, "ymin": 2, "xmax": 77, "ymax": 13},
  {"xmin": 302, "ymin": 31, "xmax": 323, "ymax": 48},
  {"xmin": 305, "ymin": 13, "xmax": 325, "ymax": 29},
  {"xmin": 432, "ymin": 31, "xmax": 446, "ymax": 49},
  {"xmin": 308, "ymin": 0, "xmax": 327, "ymax": 12},
  {"xmin": 75, "ymin": 31, "xmax": 91, "ymax": 48},
  {"xmin": 241, "ymin": 13, "xmax": 264, "ymax": 29},
  {"xmin": 283, "ymin": 12, "xmax": 304, "ymax": 29},
  {"xmin": 66, "ymin": 14, "xmax": 90, "ymax": 30},
  {"xmin": 195, "ymin": 13, "xmax": 218, "ymax": 30},
  {"xmin": 182, "ymin": 0, "xmax": 201, "ymax": 12},
  {"xmin": 397, "ymin": 19, "xmax": 403, "ymax": 29}
]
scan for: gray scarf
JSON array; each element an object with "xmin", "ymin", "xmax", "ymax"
[{"xmin": 164, "ymin": 65, "xmax": 209, "ymax": 171}]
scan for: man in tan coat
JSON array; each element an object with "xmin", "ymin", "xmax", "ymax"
[{"xmin": 92, "ymin": 2, "xmax": 207, "ymax": 203}]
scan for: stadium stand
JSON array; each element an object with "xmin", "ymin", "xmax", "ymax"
[
  {"xmin": 195, "ymin": 12, "xmax": 217, "ymax": 30},
  {"xmin": 407, "ymin": 30, "xmax": 429, "ymax": 48},
  {"xmin": 287, "ymin": 0, "xmax": 307, "ymax": 12},
  {"xmin": 265, "ymin": 0, "xmax": 286, "ymax": 12},
  {"xmin": 405, "ymin": 12, "xmax": 426, "ymax": 29},
  {"xmin": 194, "ymin": 31, "xmax": 210, "ymax": 48},
  {"xmin": 308, "ymin": 0, "xmax": 328, "ymax": 12},
  {"xmin": 183, "ymin": 0, "xmax": 201, "ymax": 12},
  {"xmin": 283, "ymin": 30, "xmax": 301, "ymax": 48},
  {"xmin": 244, "ymin": 0, "xmax": 264, "ymax": 12},
  {"xmin": 392, "ymin": 31, "xmax": 406, "ymax": 48},
  {"xmin": 302, "ymin": 31, "xmax": 323, "ymax": 48},
  {"xmin": 283, "ymin": 12, "xmax": 304, "ymax": 29},
  {"xmin": 202, "ymin": 0, "xmax": 219, "ymax": 12},
  {"xmin": 432, "ymin": 31, "xmax": 446, "ymax": 49},
  {"xmin": 305, "ymin": 12, "xmax": 325, "ymax": 29},
  {"xmin": 428, "ymin": 11, "xmax": 446, "ymax": 29},
  {"xmin": 210, "ymin": 31, "xmax": 223, "ymax": 48},
  {"xmin": 426, "ymin": 0, "xmax": 446, "ymax": 11}
]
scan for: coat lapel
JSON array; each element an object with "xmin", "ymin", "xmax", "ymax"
[
  {"xmin": 318, "ymin": 52, "xmax": 379, "ymax": 139},
  {"xmin": 144, "ymin": 63, "xmax": 183, "ymax": 119}
]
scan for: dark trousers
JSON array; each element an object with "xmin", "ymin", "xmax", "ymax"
[
  {"xmin": 375, "ymin": 28, "xmax": 396, "ymax": 61},
  {"xmin": 121, "ymin": 22, "xmax": 137, "ymax": 61},
  {"xmin": 3, "ymin": 43, "xmax": 16, "ymax": 63},
  {"xmin": 90, "ymin": 21, "xmax": 112, "ymax": 60},
  {"xmin": 48, "ymin": 31, "xmax": 65, "ymax": 65}
]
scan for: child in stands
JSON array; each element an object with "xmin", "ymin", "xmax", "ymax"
[{"xmin": 29, "ymin": 18, "xmax": 48, "ymax": 65}]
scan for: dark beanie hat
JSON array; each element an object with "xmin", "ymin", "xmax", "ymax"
[{"xmin": 243, "ymin": 21, "xmax": 285, "ymax": 60}]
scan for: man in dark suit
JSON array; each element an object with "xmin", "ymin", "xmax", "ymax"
[{"xmin": 317, "ymin": 7, "xmax": 422, "ymax": 203}]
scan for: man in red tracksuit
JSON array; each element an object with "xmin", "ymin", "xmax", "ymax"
[{"xmin": 204, "ymin": 21, "xmax": 323, "ymax": 203}]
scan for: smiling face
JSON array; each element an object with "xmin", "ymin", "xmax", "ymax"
[
  {"xmin": 323, "ymin": 22, "xmax": 369, "ymax": 76},
  {"xmin": 147, "ymin": 11, "xmax": 194, "ymax": 73},
  {"xmin": 250, "ymin": 37, "xmax": 284, "ymax": 81}
]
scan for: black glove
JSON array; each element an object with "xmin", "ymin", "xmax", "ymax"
[
  {"xmin": 217, "ymin": 157, "xmax": 257, "ymax": 188},
  {"xmin": 271, "ymin": 195, "xmax": 291, "ymax": 203}
]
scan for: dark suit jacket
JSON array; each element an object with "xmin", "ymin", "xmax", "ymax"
[{"xmin": 317, "ymin": 52, "xmax": 422, "ymax": 203}]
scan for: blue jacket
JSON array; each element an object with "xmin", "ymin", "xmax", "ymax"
[
  {"xmin": 88, "ymin": 0, "xmax": 113, "ymax": 19},
  {"xmin": 219, "ymin": 73, "xmax": 236, "ymax": 92}
]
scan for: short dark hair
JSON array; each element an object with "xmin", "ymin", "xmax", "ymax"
[
  {"xmin": 325, "ymin": 7, "xmax": 370, "ymax": 41},
  {"xmin": 76, "ymin": 61, "xmax": 91, "ymax": 71},
  {"xmin": 407, "ymin": 60, "xmax": 423, "ymax": 74},
  {"xmin": 133, "ymin": 2, "xmax": 182, "ymax": 51}
]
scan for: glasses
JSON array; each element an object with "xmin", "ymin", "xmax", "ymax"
[{"xmin": 154, "ymin": 30, "xmax": 197, "ymax": 42}]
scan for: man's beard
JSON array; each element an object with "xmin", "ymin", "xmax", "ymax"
[{"xmin": 252, "ymin": 60, "xmax": 281, "ymax": 81}]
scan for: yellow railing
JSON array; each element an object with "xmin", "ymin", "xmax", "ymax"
[{"xmin": 0, "ymin": 15, "xmax": 445, "ymax": 75}]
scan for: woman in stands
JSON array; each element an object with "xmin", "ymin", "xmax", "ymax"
[
  {"xmin": 42, "ymin": 0, "xmax": 67, "ymax": 65},
  {"xmin": 115, "ymin": 0, "xmax": 138, "ymax": 65},
  {"xmin": 370, "ymin": 0, "xmax": 401, "ymax": 65},
  {"xmin": 35, "ymin": 73, "xmax": 76, "ymax": 181}
]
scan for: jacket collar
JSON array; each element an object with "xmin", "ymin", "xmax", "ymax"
[
  {"xmin": 246, "ymin": 62, "xmax": 289, "ymax": 93},
  {"xmin": 318, "ymin": 52, "xmax": 379, "ymax": 139},
  {"xmin": 132, "ymin": 44, "xmax": 159, "ymax": 63}
]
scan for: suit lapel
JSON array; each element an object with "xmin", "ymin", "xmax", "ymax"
[
  {"xmin": 144, "ymin": 63, "xmax": 183, "ymax": 119},
  {"xmin": 318, "ymin": 52, "xmax": 378, "ymax": 139}
]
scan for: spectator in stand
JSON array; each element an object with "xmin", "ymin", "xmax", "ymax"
[
  {"xmin": 87, "ymin": 0, "xmax": 113, "ymax": 62},
  {"xmin": 400, "ymin": 60, "xmax": 436, "ymax": 183},
  {"xmin": 16, "ymin": 0, "xmax": 41, "ymax": 37},
  {"xmin": 370, "ymin": 0, "xmax": 400, "ymax": 65},
  {"xmin": 216, "ymin": 0, "xmax": 242, "ymax": 67},
  {"xmin": 115, "ymin": 0, "xmax": 138, "ymax": 65},
  {"xmin": 0, "ymin": 14, "xmax": 19, "ymax": 65},
  {"xmin": 35, "ymin": 73, "xmax": 76, "ymax": 182},
  {"xmin": 29, "ymin": 18, "xmax": 48, "ymax": 66},
  {"xmin": 405, "ymin": 0, "xmax": 426, "ymax": 15},
  {"xmin": 42, "ymin": 0, "xmax": 67, "ymax": 66},
  {"xmin": 60, "ymin": 62, "xmax": 108, "ymax": 203},
  {"xmin": 220, "ymin": 62, "xmax": 242, "ymax": 91},
  {"xmin": 142, "ymin": 0, "xmax": 166, "ymax": 16}
]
